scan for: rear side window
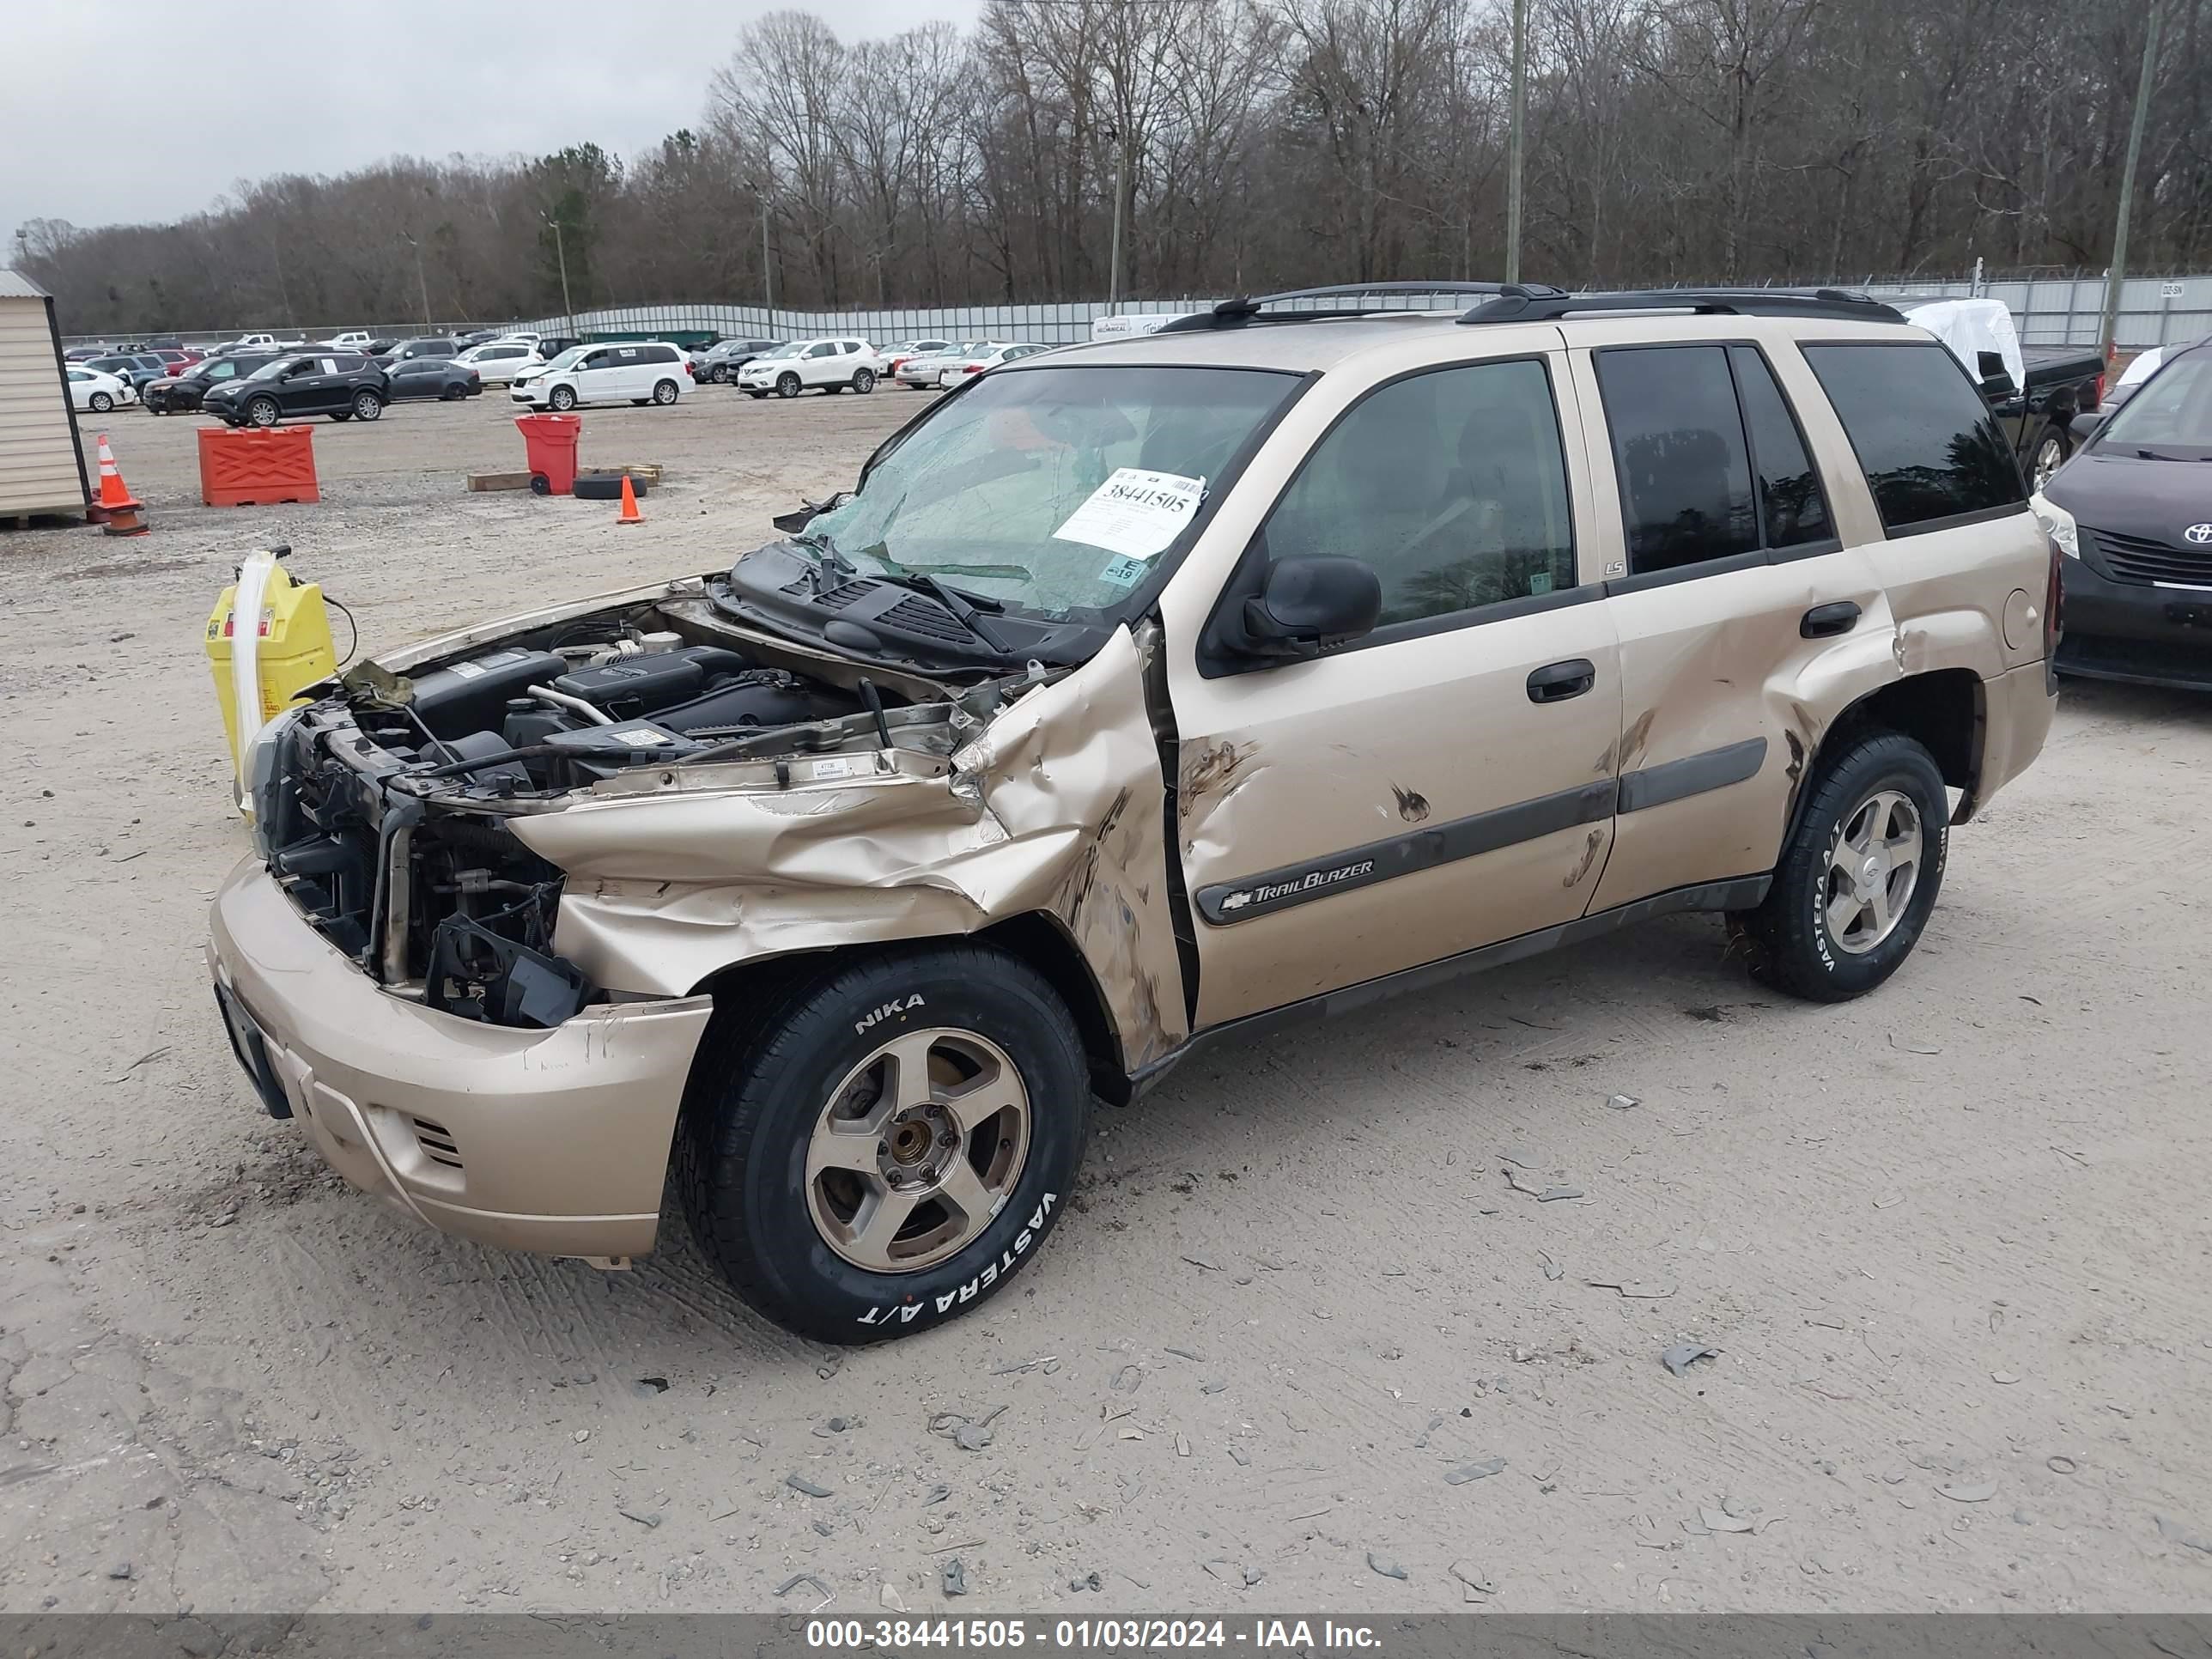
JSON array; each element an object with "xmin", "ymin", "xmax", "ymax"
[
  {"xmin": 1264, "ymin": 358, "xmax": 1578, "ymax": 629},
  {"xmin": 647, "ymin": 346, "xmax": 678, "ymax": 363},
  {"xmin": 1597, "ymin": 345, "xmax": 1759, "ymax": 574},
  {"xmin": 1728, "ymin": 346, "xmax": 1832, "ymax": 550},
  {"xmin": 1802, "ymin": 343, "xmax": 2025, "ymax": 532}
]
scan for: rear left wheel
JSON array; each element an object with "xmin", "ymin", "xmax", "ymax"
[
  {"xmin": 852, "ymin": 368, "xmax": 876, "ymax": 394},
  {"xmin": 353, "ymin": 391, "xmax": 382, "ymax": 422},
  {"xmin": 1728, "ymin": 732, "xmax": 1948, "ymax": 1002},
  {"xmin": 678, "ymin": 945, "xmax": 1089, "ymax": 1342}
]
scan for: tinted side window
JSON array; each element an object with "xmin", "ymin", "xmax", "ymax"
[
  {"xmin": 1802, "ymin": 342, "xmax": 2025, "ymax": 531},
  {"xmin": 1264, "ymin": 359, "xmax": 1577, "ymax": 629},
  {"xmin": 1596, "ymin": 345, "xmax": 1758, "ymax": 574},
  {"xmin": 648, "ymin": 346, "xmax": 678, "ymax": 363},
  {"xmin": 1728, "ymin": 345, "xmax": 1832, "ymax": 550}
]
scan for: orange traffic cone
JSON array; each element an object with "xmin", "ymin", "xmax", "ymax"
[
  {"xmin": 94, "ymin": 434, "xmax": 148, "ymax": 537},
  {"xmin": 616, "ymin": 474, "xmax": 644, "ymax": 526}
]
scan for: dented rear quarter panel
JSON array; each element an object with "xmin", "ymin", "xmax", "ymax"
[{"xmin": 508, "ymin": 625, "xmax": 1190, "ymax": 1072}]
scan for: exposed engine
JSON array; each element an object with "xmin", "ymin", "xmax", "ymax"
[{"xmin": 251, "ymin": 597, "xmax": 999, "ymax": 1030}]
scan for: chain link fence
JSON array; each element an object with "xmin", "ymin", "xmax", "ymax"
[
  {"xmin": 62, "ymin": 273, "xmax": 2212, "ymax": 354},
  {"xmin": 501, "ymin": 275, "xmax": 2211, "ymax": 352}
]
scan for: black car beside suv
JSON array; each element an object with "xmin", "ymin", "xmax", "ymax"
[
  {"xmin": 384, "ymin": 356, "xmax": 482, "ymax": 402},
  {"xmin": 2037, "ymin": 337, "xmax": 2212, "ymax": 690},
  {"xmin": 144, "ymin": 353, "xmax": 283, "ymax": 415},
  {"xmin": 202, "ymin": 353, "xmax": 390, "ymax": 428}
]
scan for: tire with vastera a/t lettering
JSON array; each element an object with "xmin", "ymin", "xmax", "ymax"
[{"xmin": 678, "ymin": 943, "xmax": 1089, "ymax": 1341}]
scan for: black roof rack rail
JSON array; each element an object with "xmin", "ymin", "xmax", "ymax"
[
  {"xmin": 1457, "ymin": 285, "xmax": 1903, "ymax": 325},
  {"xmin": 1157, "ymin": 282, "xmax": 1537, "ymax": 332}
]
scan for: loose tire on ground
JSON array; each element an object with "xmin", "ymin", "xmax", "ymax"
[
  {"xmin": 1727, "ymin": 732, "xmax": 1948, "ymax": 1002},
  {"xmin": 678, "ymin": 943, "xmax": 1089, "ymax": 1342},
  {"xmin": 570, "ymin": 474, "xmax": 646, "ymax": 501}
]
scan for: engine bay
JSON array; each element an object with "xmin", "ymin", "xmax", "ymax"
[{"xmin": 251, "ymin": 588, "xmax": 1028, "ymax": 1030}]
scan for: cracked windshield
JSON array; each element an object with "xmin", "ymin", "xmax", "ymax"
[{"xmin": 799, "ymin": 365, "xmax": 1298, "ymax": 618}]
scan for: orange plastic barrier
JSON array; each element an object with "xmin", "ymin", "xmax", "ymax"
[{"xmin": 198, "ymin": 426, "xmax": 320, "ymax": 507}]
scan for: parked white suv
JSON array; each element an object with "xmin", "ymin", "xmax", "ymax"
[
  {"xmin": 459, "ymin": 341, "xmax": 546, "ymax": 385},
  {"xmin": 324, "ymin": 331, "xmax": 375, "ymax": 353},
  {"xmin": 509, "ymin": 342, "xmax": 690, "ymax": 410},
  {"xmin": 736, "ymin": 337, "xmax": 881, "ymax": 398}
]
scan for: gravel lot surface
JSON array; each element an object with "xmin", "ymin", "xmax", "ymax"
[{"xmin": 3, "ymin": 388, "xmax": 2209, "ymax": 1615}]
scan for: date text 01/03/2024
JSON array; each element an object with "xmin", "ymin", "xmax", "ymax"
[{"xmin": 803, "ymin": 1619, "xmax": 1383, "ymax": 1650}]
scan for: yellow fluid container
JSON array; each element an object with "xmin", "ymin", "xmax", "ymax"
[{"xmin": 206, "ymin": 558, "xmax": 337, "ymax": 777}]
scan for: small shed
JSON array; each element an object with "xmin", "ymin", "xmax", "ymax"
[{"xmin": 0, "ymin": 269, "xmax": 92, "ymax": 523}]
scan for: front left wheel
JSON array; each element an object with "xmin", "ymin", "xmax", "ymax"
[
  {"xmin": 88, "ymin": 392, "xmax": 113, "ymax": 413},
  {"xmin": 678, "ymin": 945, "xmax": 1090, "ymax": 1342}
]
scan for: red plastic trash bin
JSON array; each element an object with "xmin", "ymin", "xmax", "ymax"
[{"xmin": 514, "ymin": 412, "xmax": 581, "ymax": 495}]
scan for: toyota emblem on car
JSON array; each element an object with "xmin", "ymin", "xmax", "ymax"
[{"xmin": 2186, "ymin": 523, "xmax": 2212, "ymax": 545}]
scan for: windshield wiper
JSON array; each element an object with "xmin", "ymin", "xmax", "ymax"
[{"xmin": 787, "ymin": 528, "xmax": 859, "ymax": 592}]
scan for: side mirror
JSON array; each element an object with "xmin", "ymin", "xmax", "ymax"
[
  {"xmin": 1239, "ymin": 556, "xmax": 1382, "ymax": 659},
  {"xmin": 2068, "ymin": 411, "xmax": 2105, "ymax": 445}
]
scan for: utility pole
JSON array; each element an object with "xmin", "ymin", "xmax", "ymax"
[
  {"xmin": 400, "ymin": 233, "xmax": 430, "ymax": 330},
  {"xmin": 750, "ymin": 181, "xmax": 775, "ymax": 330},
  {"xmin": 2100, "ymin": 0, "xmax": 2163, "ymax": 362},
  {"xmin": 541, "ymin": 213, "xmax": 574, "ymax": 330},
  {"xmin": 1106, "ymin": 124, "xmax": 1127, "ymax": 307},
  {"xmin": 1504, "ymin": 0, "xmax": 1528, "ymax": 284}
]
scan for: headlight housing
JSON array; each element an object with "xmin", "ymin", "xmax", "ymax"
[{"xmin": 2030, "ymin": 491, "xmax": 2079, "ymax": 558}]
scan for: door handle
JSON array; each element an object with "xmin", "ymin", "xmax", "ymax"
[
  {"xmin": 1801, "ymin": 600, "xmax": 1861, "ymax": 639},
  {"xmin": 1526, "ymin": 659, "xmax": 1597, "ymax": 703}
]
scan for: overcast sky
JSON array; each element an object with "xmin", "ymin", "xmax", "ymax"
[{"xmin": 4, "ymin": 0, "xmax": 978, "ymax": 247}]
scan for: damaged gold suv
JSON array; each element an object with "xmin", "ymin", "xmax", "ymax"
[{"xmin": 208, "ymin": 283, "xmax": 2058, "ymax": 1340}]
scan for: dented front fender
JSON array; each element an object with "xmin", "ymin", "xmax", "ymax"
[{"xmin": 509, "ymin": 627, "xmax": 1189, "ymax": 1074}]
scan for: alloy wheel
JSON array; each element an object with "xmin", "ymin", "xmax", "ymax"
[
  {"xmin": 804, "ymin": 1027, "xmax": 1033, "ymax": 1273},
  {"xmin": 1824, "ymin": 789, "xmax": 1922, "ymax": 955}
]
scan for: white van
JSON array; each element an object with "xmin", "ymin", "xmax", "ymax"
[{"xmin": 509, "ymin": 342, "xmax": 690, "ymax": 410}]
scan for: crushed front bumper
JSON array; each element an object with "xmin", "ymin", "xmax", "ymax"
[{"xmin": 206, "ymin": 857, "xmax": 713, "ymax": 1258}]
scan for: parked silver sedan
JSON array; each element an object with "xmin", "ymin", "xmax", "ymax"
[{"xmin": 894, "ymin": 341, "xmax": 995, "ymax": 389}]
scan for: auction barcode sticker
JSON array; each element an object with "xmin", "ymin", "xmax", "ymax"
[{"xmin": 1051, "ymin": 468, "xmax": 1206, "ymax": 561}]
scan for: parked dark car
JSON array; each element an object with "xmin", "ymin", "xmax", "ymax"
[
  {"xmin": 385, "ymin": 337, "xmax": 462, "ymax": 363},
  {"xmin": 202, "ymin": 352, "xmax": 390, "ymax": 428},
  {"xmin": 2039, "ymin": 339, "xmax": 2212, "ymax": 690},
  {"xmin": 85, "ymin": 353, "xmax": 169, "ymax": 392},
  {"xmin": 698, "ymin": 336, "xmax": 785, "ymax": 382},
  {"xmin": 143, "ymin": 352, "xmax": 283, "ymax": 414},
  {"xmin": 532, "ymin": 334, "xmax": 583, "ymax": 359},
  {"xmin": 384, "ymin": 356, "xmax": 482, "ymax": 402}
]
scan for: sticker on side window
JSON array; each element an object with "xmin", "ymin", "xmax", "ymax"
[{"xmin": 1051, "ymin": 468, "xmax": 1206, "ymax": 561}]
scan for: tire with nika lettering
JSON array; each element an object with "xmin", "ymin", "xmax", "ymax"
[{"xmin": 677, "ymin": 943, "xmax": 1089, "ymax": 1341}]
